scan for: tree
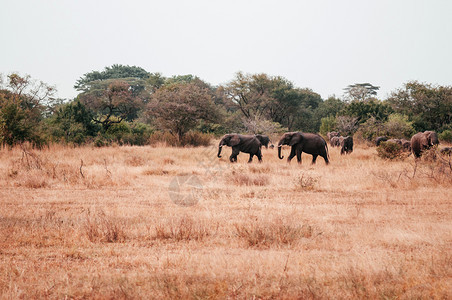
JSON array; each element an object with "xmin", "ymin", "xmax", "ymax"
[
  {"xmin": 74, "ymin": 64, "xmax": 150, "ymax": 91},
  {"xmin": 343, "ymin": 83, "xmax": 380, "ymax": 102},
  {"xmin": 147, "ymin": 82, "xmax": 219, "ymax": 142},
  {"xmin": 0, "ymin": 73, "xmax": 56, "ymax": 146},
  {"xmin": 387, "ymin": 81, "xmax": 452, "ymax": 132},
  {"xmin": 78, "ymin": 80, "xmax": 143, "ymax": 131},
  {"xmin": 45, "ymin": 100, "xmax": 98, "ymax": 144},
  {"xmin": 223, "ymin": 72, "xmax": 322, "ymax": 131},
  {"xmin": 340, "ymin": 99, "xmax": 393, "ymax": 124}
]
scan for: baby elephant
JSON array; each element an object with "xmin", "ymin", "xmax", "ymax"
[{"xmin": 340, "ymin": 136, "xmax": 353, "ymax": 155}]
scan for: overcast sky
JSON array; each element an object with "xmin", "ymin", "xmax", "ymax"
[{"xmin": 1, "ymin": 0, "xmax": 451, "ymax": 100}]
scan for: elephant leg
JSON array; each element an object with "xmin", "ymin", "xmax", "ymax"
[
  {"xmin": 311, "ymin": 154, "xmax": 318, "ymax": 164},
  {"xmin": 248, "ymin": 154, "xmax": 253, "ymax": 163},
  {"xmin": 287, "ymin": 147, "xmax": 296, "ymax": 162},
  {"xmin": 323, "ymin": 154, "xmax": 329, "ymax": 165},
  {"xmin": 296, "ymin": 149, "xmax": 302, "ymax": 164},
  {"xmin": 230, "ymin": 147, "xmax": 240, "ymax": 162},
  {"xmin": 256, "ymin": 149, "xmax": 263, "ymax": 163}
]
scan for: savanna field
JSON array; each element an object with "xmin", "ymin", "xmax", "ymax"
[{"xmin": 0, "ymin": 141, "xmax": 451, "ymax": 299}]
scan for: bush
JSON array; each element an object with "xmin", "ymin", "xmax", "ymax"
[
  {"xmin": 148, "ymin": 131, "xmax": 213, "ymax": 147},
  {"xmin": 439, "ymin": 130, "xmax": 452, "ymax": 143},
  {"xmin": 180, "ymin": 131, "xmax": 213, "ymax": 147},
  {"xmin": 319, "ymin": 115, "xmax": 337, "ymax": 136},
  {"xmin": 383, "ymin": 113, "xmax": 414, "ymax": 138},
  {"xmin": 376, "ymin": 141, "xmax": 403, "ymax": 160}
]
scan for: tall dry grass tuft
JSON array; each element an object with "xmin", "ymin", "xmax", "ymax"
[
  {"xmin": 228, "ymin": 168, "xmax": 270, "ymax": 186},
  {"xmin": 84, "ymin": 210, "xmax": 127, "ymax": 243},
  {"xmin": 154, "ymin": 216, "xmax": 217, "ymax": 242},
  {"xmin": 235, "ymin": 218, "xmax": 313, "ymax": 248}
]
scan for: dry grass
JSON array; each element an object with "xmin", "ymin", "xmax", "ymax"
[{"xmin": 0, "ymin": 143, "xmax": 451, "ymax": 299}]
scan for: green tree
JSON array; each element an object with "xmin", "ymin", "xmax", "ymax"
[
  {"xmin": 387, "ymin": 81, "xmax": 452, "ymax": 132},
  {"xmin": 77, "ymin": 80, "xmax": 144, "ymax": 131},
  {"xmin": 74, "ymin": 64, "xmax": 150, "ymax": 91},
  {"xmin": 147, "ymin": 82, "xmax": 219, "ymax": 142},
  {"xmin": 45, "ymin": 100, "xmax": 98, "ymax": 144},
  {"xmin": 341, "ymin": 99, "xmax": 393, "ymax": 124},
  {"xmin": 0, "ymin": 73, "xmax": 56, "ymax": 146},
  {"xmin": 344, "ymin": 83, "xmax": 380, "ymax": 102},
  {"xmin": 223, "ymin": 72, "xmax": 322, "ymax": 131}
]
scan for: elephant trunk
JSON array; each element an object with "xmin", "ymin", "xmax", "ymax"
[
  {"xmin": 217, "ymin": 143, "xmax": 223, "ymax": 158},
  {"xmin": 278, "ymin": 142, "xmax": 284, "ymax": 159}
]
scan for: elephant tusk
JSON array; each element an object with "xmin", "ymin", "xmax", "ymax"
[{"xmin": 277, "ymin": 145, "xmax": 282, "ymax": 148}]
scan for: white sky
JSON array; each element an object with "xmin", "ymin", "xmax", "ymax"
[{"xmin": 1, "ymin": 0, "xmax": 451, "ymax": 100}]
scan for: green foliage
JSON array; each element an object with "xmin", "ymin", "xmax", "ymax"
[
  {"xmin": 45, "ymin": 100, "xmax": 98, "ymax": 144},
  {"xmin": 147, "ymin": 82, "xmax": 220, "ymax": 142},
  {"xmin": 340, "ymin": 99, "xmax": 393, "ymax": 124},
  {"xmin": 387, "ymin": 81, "xmax": 452, "ymax": 132},
  {"xmin": 377, "ymin": 141, "xmax": 403, "ymax": 160},
  {"xmin": 74, "ymin": 64, "xmax": 150, "ymax": 91},
  {"xmin": 439, "ymin": 130, "xmax": 452, "ymax": 143},
  {"xmin": 355, "ymin": 117, "xmax": 386, "ymax": 141},
  {"xmin": 383, "ymin": 113, "xmax": 414, "ymax": 138},
  {"xmin": 319, "ymin": 116, "xmax": 337, "ymax": 136},
  {"xmin": 224, "ymin": 72, "xmax": 323, "ymax": 131},
  {"xmin": 0, "ymin": 93, "xmax": 32, "ymax": 146},
  {"xmin": 343, "ymin": 83, "xmax": 380, "ymax": 102}
]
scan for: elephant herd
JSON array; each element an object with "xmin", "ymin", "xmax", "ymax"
[
  {"xmin": 375, "ymin": 130, "xmax": 441, "ymax": 158},
  {"xmin": 217, "ymin": 130, "xmax": 448, "ymax": 164},
  {"xmin": 327, "ymin": 132, "xmax": 354, "ymax": 155},
  {"xmin": 217, "ymin": 132, "xmax": 330, "ymax": 164}
]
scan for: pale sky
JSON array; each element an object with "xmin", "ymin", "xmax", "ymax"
[{"xmin": 1, "ymin": 0, "xmax": 451, "ymax": 100}]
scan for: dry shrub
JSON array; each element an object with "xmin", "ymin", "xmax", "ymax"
[
  {"xmin": 142, "ymin": 168, "xmax": 169, "ymax": 176},
  {"xmin": 125, "ymin": 155, "xmax": 145, "ymax": 166},
  {"xmin": 229, "ymin": 169, "xmax": 269, "ymax": 186},
  {"xmin": 148, "ymin": 131, "xmax": 179, "ymax": 147},
  {"xmin": 294, "ymin": 171, "xmax": 319, "ymax": 190},
  {"xmin": 377, "ymin": 142, "xmax": 404, "ymax": 160},
  {"xmin": 181, "ymin": 131, "xmax": 213, "ymax": 147},
  {"xmin": 154, "ymin": 216, "xmax": 216, "ymax": 242},
  {"xmin": 163, "ymin": 158, "xmax": 175, "ymax": 165},
  {"xmin": 154, "ymin": 274, "xmax": 228, "ymax": 299},
  {"xmin": 148, "ymin": 131, "xmax": 212, "ymax": 147},
  {"xmin": 235, "ymin": 219, "xmax": 313, "ymax": 248},
  {"xmin": 248, "ymin": 165, "xmax": 271, "ymax": 173},
  {"xmin": 84, "ymin": 210, "xmax": 126, "ymax": 243}
]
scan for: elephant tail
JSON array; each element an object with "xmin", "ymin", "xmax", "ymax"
[{"xmin": 325, "ymin": 142, "xmax": 330, "ymax": 161}]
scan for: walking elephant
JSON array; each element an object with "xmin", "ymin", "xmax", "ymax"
[
  {"xmin": 327, "ymin": 131, "xmax": 340, "ymax": 141},
  {"xmin": 330, "ymin": 136, "xmax": 340, "ymax": 147},
  {"xmin": 278, "ymin": 132, "xmax": 329, "ymax": 165},
  {"xmin": 340, "ymin": 136, "xmax": 354, "ymax": 155},
  {"xmin": 217, "ymin": 134, "xmax": 263, "ymax": 163},
  {"xmin": 410, "ymin": 131, "xmax": 439, "ymax": 158},
  {"xmin": 254, "ymin": 134, "xmax": 274, "ymax": 149},
  {"xmin": 375, "ymin": 136, "xmax": 388, "ymax": 146}
]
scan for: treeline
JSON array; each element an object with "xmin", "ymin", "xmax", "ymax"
[{"xmin": 1, "ymin": 65, "xmax": 451, "ymax": 147}]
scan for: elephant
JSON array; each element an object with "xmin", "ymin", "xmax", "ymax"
[
  {"xmin": 375, "ymin": 136, "xmax": 388, "ymax": 146},
  {"xmin": 254, "ymin": 134, "xmax": 274, "ymax": 149},
  {"xmin": 330, "ymin": 136, "xmax": 340, "ymax": 147},
  {"xmin": 440, "ymin": 147, "xmax": 452, "ymax": 156},
  {"xmin": 410, "ymin": 131, "xmax": 439, "ymax": 158},
  {"xmin": 278, "ymin": 132, "xmax": 329, "ymax": 165},
  {"xmin": 217, "ymin": 134, "xmax": 263, "ymax": 163},
  {"xmin": 400, "ymin": 139, "xmax": 411, "ymax": 152},
  {"xmin": 340, "ymin": 136, "xmax": 354, "ymax": 155},
  {"xmin": 327, "ymin": 131, "xmax": 340, "ymax": 141}
]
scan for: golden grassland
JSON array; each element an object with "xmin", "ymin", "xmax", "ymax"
[{"xmin": 0, "ymin": 142, "xmax": 451, "ymax": 299}]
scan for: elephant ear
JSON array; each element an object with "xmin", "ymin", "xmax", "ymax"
[
  {"xmin": 289, "ymin": 133, "xmax": 302, "ymax": 146},
  {"xmin": 229, "ymin": 135, "xmax": 241, "ymax": 146}
]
